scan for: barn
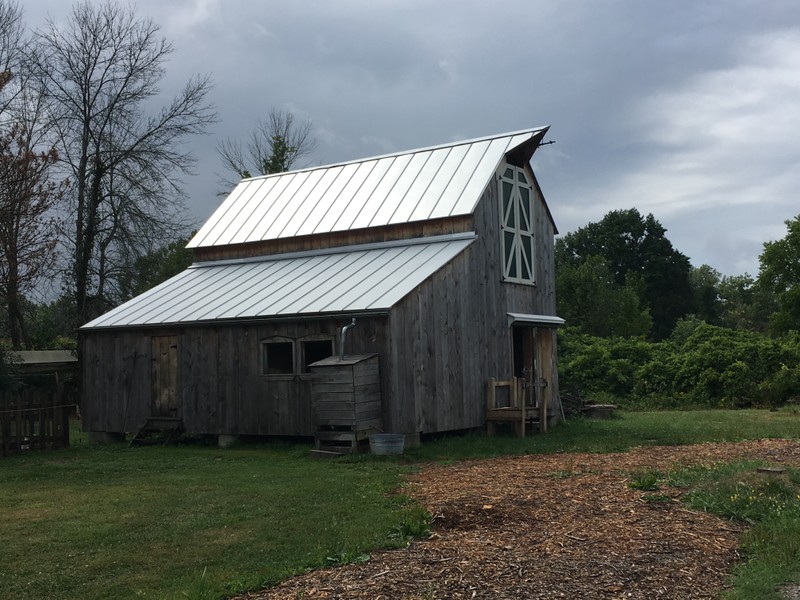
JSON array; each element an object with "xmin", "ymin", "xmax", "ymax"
[{"xmin": 80, "ymin": 127, "xmax": 564, "ymax": 448}]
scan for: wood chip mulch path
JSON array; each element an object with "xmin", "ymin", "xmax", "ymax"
[{"xmin": 237, "ymin": 438, "xmax": 800, "ymax": 600}]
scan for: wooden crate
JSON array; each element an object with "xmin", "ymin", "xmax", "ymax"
[{"xmin": 310, "ymin": 354, "xmax": 381, "ymax": 453}]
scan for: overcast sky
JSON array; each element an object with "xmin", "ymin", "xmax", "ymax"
[{"xmin": 24, "ymin": 0, "xmax": 800, "ymax": 276}]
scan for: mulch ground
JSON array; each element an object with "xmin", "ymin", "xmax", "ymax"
[{"xmin": 237, "ymin": 438, "xmax": 800, "ymax": 600}]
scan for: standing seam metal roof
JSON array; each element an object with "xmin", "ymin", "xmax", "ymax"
[
  {"xmin": 188, "ymin": 127, "xmax": 548, "ymax": 249},
  {"xmin": 81, "ymin": 234, "xmax": 476, "ymax": 329}
]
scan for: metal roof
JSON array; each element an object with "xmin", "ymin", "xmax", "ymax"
[
  {"xmin": 82, "ymin": 234, "xmax": 476, "ymax": 329},
  {"xmin": 12, "ymin": 350, "xmax": 78, "ymax": 365},
  {"xmin": 188, "ymin": 127, "xmax": 548, "ymax": 249}
]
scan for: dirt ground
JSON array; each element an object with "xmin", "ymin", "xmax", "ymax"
[{"xmin": 238, "ymin": 438, "xmax": 800, "ymax": 600}]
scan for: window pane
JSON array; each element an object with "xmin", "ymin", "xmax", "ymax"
[
  {"xmin": 517, "ymin": 169, "xmax": 528, "ymax": 184},
  {"xmin": 504, "ymin": 231, "xmax": 517, "ymax": 278},
  {"xmin": 521, "ymin": 235, "xmax": 533, "ymax": 281},
  {"xmin": 502, "ymin": 181, "xmax": 514, "ymax": 225},
  {"xmin": 302, "ymin": 339, "xmax": 333, "ymax": 373},
  {"xmin": 504, "ymin": 167, "xmax": 514, "ymax": 179},
  {"xmin": 518, "ymin": 187, "xmax": 531, "ymax": 230},
  {"xmin": 264, "ymin": 341, "xmax": 293, "ymax": 374}
]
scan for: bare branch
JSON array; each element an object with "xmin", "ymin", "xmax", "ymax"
[
  {"xmin": 215, "ymin": 107, "xmax": 317, "ymax": 193},
  {"xmin": 28, "ymin": 0, "xmax": 217, "ymax": 322}
]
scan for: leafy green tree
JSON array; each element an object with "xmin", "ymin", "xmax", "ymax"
[
  {"xmin": 25, "ymin": 295, "xmax": 78, "ymax": 349},
  {"xmin": 556, "ymin": 255, "xmax": 651, "ymax": 337},
  {"xmin": 758, "ymin": 214, "xmax": 800, "ymax": 334},
  {"xmin": 557, "ymin": 209, "xmax": 695, "ymax": 339},
  {"xmin": 118, "ymin": 235, "xmax": 193, "ymax": 300},
  {"xmin": 689, "ymin": 265, "xmax": 723, "ymax": 325},
  {"xmin": 717, "ymin": 273, "xmax": 773, "ymax": 332}
]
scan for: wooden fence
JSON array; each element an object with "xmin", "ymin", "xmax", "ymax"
[{"xmin": 0, "ymin": 387, "xmax": 71, "ymax": 457}]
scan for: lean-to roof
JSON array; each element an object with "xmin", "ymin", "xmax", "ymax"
[{"xmin": 82, "ymin": 234, "xmax": 475, "ymax": 329}]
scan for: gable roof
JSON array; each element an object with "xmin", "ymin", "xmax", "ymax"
[
  {"xmin": 81, "ymin": 234, "xmax": 475, "ymax": 329},
  {"xmin": 188, "ymin": 127, "xmax": 549, "ymax": 249}
]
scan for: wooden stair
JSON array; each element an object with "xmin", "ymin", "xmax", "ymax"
[
  {"xmin": 129, "ymin": 417, "xmax": 184, "ymax": 447},
  {"xmin": 312, "ymin": 426, "xmax": 375, "ymax": 455}
]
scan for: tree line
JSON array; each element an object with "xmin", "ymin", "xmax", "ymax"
[
  {"xmin": 557, "ymin": 208, "xmax": 800, "ymax": 408},
  {"xmin": 0, "ymin": 0, "xmax": 314, "ymax": 351}
]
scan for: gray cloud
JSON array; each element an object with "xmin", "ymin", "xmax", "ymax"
[{"xmin": 22, "ymin": 0, "xmax": 800, "ymax": 275}]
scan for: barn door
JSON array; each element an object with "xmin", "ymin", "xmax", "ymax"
[
  {"xmin": 512, "ymin": 326, "xmax": 537, "ymax": 407},
  {"xmin": 151, "ymin": 335, "xmax": 179, "ymax": 417}
]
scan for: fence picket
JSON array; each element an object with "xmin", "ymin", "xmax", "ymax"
[{"xmin": 0, "ymin": 386, "xmax": 71, "ymax": 457}]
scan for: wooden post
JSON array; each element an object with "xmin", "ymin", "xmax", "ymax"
[
  {"xmin": 539, "ymin": 381, "xmax": 548, "ymax": 434},
  {"xmin": 486, "ymin": 378, "xmax": 496, "ymax": 437}
]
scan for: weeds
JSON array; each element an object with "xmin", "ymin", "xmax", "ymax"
[
  {"xmin": 640, "ymin": 493, "xmax": 671, "ymax": 503},
  {"xmin": 178, "ymin": 569, "xmax": 216, "ymax": 600},
  {"xmin": 668, "ymin": 461, "xmax": 800, "ymax": 599},
  {"xmin": 628, "ymin": 470, "xmax": 661, "ymax": 491}
]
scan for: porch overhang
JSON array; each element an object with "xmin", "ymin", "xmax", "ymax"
[{"xmin": 507, "ymin": 313, "xmax": 565, "ymax": 328}]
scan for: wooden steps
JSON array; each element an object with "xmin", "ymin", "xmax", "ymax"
[
  {"xmin": 129, "ymin": 417, "xmax": 184, "ymax": 447},
  {"xmin": 313, "ymin": 427, "xmax": 376, "ymax": 455}
]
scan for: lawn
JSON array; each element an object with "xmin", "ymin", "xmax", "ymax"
[{"xmin": 1, "ymin": 409, "xmax": 798, "ymax": 599}]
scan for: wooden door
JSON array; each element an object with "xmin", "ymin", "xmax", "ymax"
[
  {"xmin": 512, "ymin": 326, "xmax": 536, "ymax": 406},
  {"xmin": 151, "ymin": 335, "xmax": 179, "ymax": 417}
]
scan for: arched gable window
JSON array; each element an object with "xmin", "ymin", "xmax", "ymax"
[{"xmin": 499, "ymin": 164, "xmax": 535, "ymax": 284}]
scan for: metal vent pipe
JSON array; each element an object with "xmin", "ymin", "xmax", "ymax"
[{"xmin": 339, "ymin": 318, "xmax": 357, "ymax": 360}]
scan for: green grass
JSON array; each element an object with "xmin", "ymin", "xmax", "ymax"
[
  {"xmin": 668, "ymin": 461, "xmax": 800, "ymax": 599},
  {"xmin": 1, "ymin": 409, "xmax": 799, "ymax": 599},
  {"xmin": 0, "ymin": 436, "xmax": 420, "ymax": 599},
  {"xmin": 407, "ymin": 408, "xmax": 800, "ymax": 461}
]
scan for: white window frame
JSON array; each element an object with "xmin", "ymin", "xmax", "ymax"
[{"xmin": 498, "ymin": 163, "xmax": 535, "ymax": 285}]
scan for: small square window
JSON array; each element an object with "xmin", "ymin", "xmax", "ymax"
[
  {"xmin": 263, "ymin": 341, "xmax": 294, "ymax": 375},
  {"xmin": 302, "ymin": 339, "xmax": 334, "ymax": 373}
]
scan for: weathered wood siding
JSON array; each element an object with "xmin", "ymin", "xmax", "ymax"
[
  {"xmin": 82, "ymin": 318, "xmax": 389, "ymax": 436},
  {"xmin": 82, "ymin": 330, "xmax": 150, "ymax": 434},
  {"xmin": 310, "ymin": 355, "xmax": 381, "ymax": 431},
  {"xmin": 385, "ymin": 167, "xmax": 558, "ymax": 435},
  {"xmin": 192, "ymin": 216, "xmax": 473, "ymax": 262}
]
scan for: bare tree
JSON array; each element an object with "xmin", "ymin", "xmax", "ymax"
[
  {"xmin": 217, "ymin": 107, "xmax": 316, "ymax": 191},
  {"xmin": 30, "ymin": 0, "xmax": 217, "ymax": 324}
]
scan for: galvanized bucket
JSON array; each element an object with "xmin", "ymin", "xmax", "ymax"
[{"xmin": 369, "ymin": 433, "xmax": 405, "ymax": 455}]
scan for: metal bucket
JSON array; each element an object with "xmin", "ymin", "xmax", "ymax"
[{"xmin": 369, "ymin": 433, "xmax": 405, "ymax": 455}]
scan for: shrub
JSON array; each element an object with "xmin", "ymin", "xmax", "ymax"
[{"xmin": 558, "ymin": 323, "xmax": 800, "ymax": 409}]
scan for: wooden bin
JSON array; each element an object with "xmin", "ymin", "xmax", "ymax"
[{"xmin": 310, "ymin": 354, "xmax": 381, "ymax": 454}]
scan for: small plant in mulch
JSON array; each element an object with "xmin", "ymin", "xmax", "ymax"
[
  {"xmin": 324, "ymin": 549, "xmax": 371, "ymax": 567},
  {"xmin": 389, "ymin": 505, "xmax": 431, "ymax": 541},
  {"xmin": 628, "ymin": 470, "xmax": 661, "ymax": 491},
  {"xmin": 640, "ymin": 493, "xmax": 672, "ymax": 504}
]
